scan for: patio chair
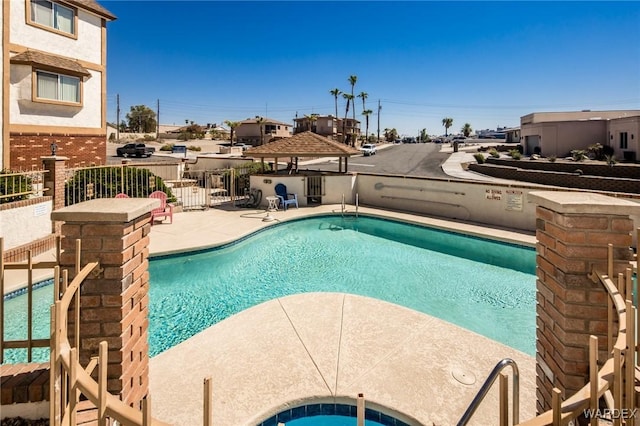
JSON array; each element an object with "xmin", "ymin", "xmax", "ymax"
[
  {"xmin": 149, "ymin": 190, "xmax": 173, "ymax": 225},
  {"xmin": 275, "ymin": 183, "xmax": 298, "ymax": 210},
  {"xmin": 115, "ymin": 193, "xmax": 129, "ymax": 198}
]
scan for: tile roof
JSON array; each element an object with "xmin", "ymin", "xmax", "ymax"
[
  {"xmin": 11, "ymin": 50, "xmax": 91, "ymax": 76},
  {"xmin": 245, "ymin": 131, "xmax": 361, "ymax": 157},
  {"xmin": 64, "ymin": 0, "xmax": 116, "ymax": 20}
]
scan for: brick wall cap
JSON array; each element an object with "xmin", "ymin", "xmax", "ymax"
[
  {"xmin": 51, "ymin": 199, "xmax": 160, "ymax": 223},
  {"xmin": 41, "ymin": 156, "xmax": 70, "ymax": 161},
  {"xmin": 529, "ymin": 191, "xmax": 640, "ymax": 215}
]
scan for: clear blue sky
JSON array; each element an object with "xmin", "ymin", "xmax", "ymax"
[{"xmin": 103, "ymin": 1, "xmax": 640, "ymax": 137}]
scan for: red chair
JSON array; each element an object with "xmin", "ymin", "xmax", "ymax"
[
  {"xmin": 115, "ymin": 193, "xmax": 129, "ymax": 198},
  {"xmin": 149, "ymin": 191, "xmax": 173, "ymax": 225}
]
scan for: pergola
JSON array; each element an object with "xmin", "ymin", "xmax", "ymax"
[{"xmin": 244, "ymin": 131, "xmax": 361, "ymax": 173}]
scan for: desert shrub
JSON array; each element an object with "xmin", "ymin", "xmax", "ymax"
[
  {"xmin": 488, "ymin": 148, "xmax": 500, "ymax": 158},
  {"xmin": 160, "ymin": 144, "xmax": 174, "ymax": 151},
  {"xmin": 548, "ymin": 156, "xmax": 557, "ymax": 163},
  {"xmin": 509, "ymin": 149, "xmax": 522, "ymax": 160},
  {"xmin": 64, "ymin": 167, "xmax": 176, "ymax": 205},
  {"xmin": 143, "ymin": 134, "xmax": 156, "ymax": 142},
  {"xmin": 571, "ymin": 150, "xmax": 587, "ymax": 162},
  {"xmin": 473, "ymin": 153, "xmax": 485, "ymax": 164},
  {"xmin": 188, "ymin": 145, "xmax": 202, "ymax": 152},
  {"xmin": 0, "ymin": 170, "xmax": 32, "ymax": 204}
]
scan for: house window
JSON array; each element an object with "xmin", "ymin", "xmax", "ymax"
[
  {"xmin": 36, "ymin": 70, "xmax": 80, "ymax": 103},
  {"xmin": 620, "ymin": 132, "xmax": 628, "ymax": 149},
  {"xmin": 30, "ymin": 0, "xmax": 75, "ymax": 35}
]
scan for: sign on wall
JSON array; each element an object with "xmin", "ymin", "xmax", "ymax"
[{"xmin": 506, "ymin": 190, "xmax": 524, "ymax": 211}]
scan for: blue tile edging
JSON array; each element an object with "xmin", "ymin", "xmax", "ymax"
[
  {"xmin": 258, "ymin": 403, "xmax": 411, "ymax": 426},
  {"xmin": 3, "ymin": 278, "xmax": 53, "ymax": 301}
]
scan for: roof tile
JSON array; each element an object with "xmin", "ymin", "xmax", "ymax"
[
  {"xmin": 246, "ymin": 131, "xmax": 361, "ymax": 157},
  {"xmin": 11, "ymin": 50, "xmax": 91, "ymax": 76}
]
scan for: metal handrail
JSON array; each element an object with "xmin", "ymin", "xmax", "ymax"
[{"xmin": 457, "ymin": 358, "xmax": 519, "ymax": 426}]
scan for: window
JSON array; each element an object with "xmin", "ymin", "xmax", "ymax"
[
  {"xmin": 36, "ymin": 70, "xmax": 80, "ymax": 103},
  {"xmin": 30, "ymin": 0, "xmax": 75, "ymax": 35},
  {"xmin": 620, "ymin": 132, "xmax": 628, "ymax": 149}
]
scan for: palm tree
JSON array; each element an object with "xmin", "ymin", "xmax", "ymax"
[
  {"xmin": 342, "ymin": 93, "xmax": 354, "ymax": 145},
  {"xmin": 255, "ymin": 116, "xmax": 266, "ymax": 145},
  {"xmin": 329, "ymin": 88, "xmax": 341, "ymax": 118},
  {"xmin": 348, "ymin": 75, "xmax": 358, "ymax": 130},
  {"xmin": 462, "ymin": 123, "xmax": 473, "ymax": 137},
  {"xmin": 442, "ymin": 117, "xmax": 453, "ymax": 137},
  {"xmin": 357, "ymin": 91, "xmax": 368, "ymax": 112},
  {"xmin": 304, "ymin": 113, "xmax": 319, "ymax": 133},
  {"xmin": 362, "ymin": 109, "xmax": 373, "ymax": 145},
  {"xmin": 224, "ymin": 120, "xmax": 239, "ymax": 143}
]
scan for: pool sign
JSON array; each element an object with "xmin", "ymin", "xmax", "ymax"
[
  {"xmin": 485, "ymin": 188, "xmax": 502, "ymax": 201},
  {"xmin": 505, "ymin": 190, "xmax": 524, "ymax": 211}
]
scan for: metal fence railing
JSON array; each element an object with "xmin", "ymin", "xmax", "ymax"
[{"xmin": 0, "ymin": 169, "xmax": 48, "ymax": 204}]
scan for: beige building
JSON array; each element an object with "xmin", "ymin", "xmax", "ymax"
[
  {"xmin": 293, "ymin": 115, "xmax": 361, "ymax": 144},
  {"xmin": 520, "ymin": 110, "xmax": 640, "ymax": 160},
  {"xmin": 293, "ymin": 115, "xmax": 338, "ymax": 139},
  {"xmin": 235, "ymin": 117, "xmax": 291, "ymax": 145},
  {"xmin": 3, "ymin": 0, "xmax": 116, "ymax": 169}
]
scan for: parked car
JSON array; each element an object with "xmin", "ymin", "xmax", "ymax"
[
  {"xmin": 232, "ymin": 143, "xmax": 252, "ymax": 151},
  {"xmin": 116, "ymin": 143, "xmax": 155, "ymax": 158},
  {"xmin": 360, "ymin": 143, "xmax": 377, "ymax": 156}
]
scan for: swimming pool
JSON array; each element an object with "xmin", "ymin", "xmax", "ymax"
[{"xmin": 3, "ymin": 215, "xmax": 537, "ymax": 363}]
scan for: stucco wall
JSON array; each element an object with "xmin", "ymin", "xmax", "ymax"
[
  {"xmin": 0, "ymin": 199, "xmax": 52, "ymax": 249},
  {"xmin": 608, "ymin": 117, "xmax": 640, "ymax": 160},
  {"xmin": 11, "ymin": 3, "xmax": 103, "ymax": 64},
  {"xmin": 10, "ymin": 65, "xmax": 102, "ymax": 128}
]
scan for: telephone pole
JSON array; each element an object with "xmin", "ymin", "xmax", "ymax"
[
  {"xmin": 116, "ymin": 94, "xmax": 120, "ymax": 141},
  {"xmin": 156, "ymin": 99, "xmax": 160, "ymax": 137},
  {"xmin": 377, "ymin": 99, "xmax": 381, "ymax": 142}
]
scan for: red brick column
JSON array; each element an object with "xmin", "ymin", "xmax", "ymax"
[
  {"xmin": 41, "ymin": 155, "xmax": 68, "ymax": 234},
  {"xmin": 51, "ymin": 198, "xmax": 160, "ymax": 409},
  {"xmin": 529, "ymin": 191, "xmax": 639, "ymax": 414}
]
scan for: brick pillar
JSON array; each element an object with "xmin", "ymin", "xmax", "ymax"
[
  {"xmin": 529, "ymin": 191, "xmax": 640, "ymax": 414},
  {"xmin": 41, "ymin": 155, "xmax": 68, "ymax": 234},
  {"xmin": 51, "ymin": 197, "xmax": 160, "ymax": 409}
]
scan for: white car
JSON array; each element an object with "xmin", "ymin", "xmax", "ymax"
[
  {"xmin": 232, "ymin": 143, "xmax": 252, "ymax": 151},
  {"xmin": 360, "ymin": 144, "xmax": 377, "ymax": 156}
]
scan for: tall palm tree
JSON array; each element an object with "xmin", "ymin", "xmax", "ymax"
[
  {"xmin": 348, "ymin": 75, "xmax": 358, "ymax": 133},
  {"xmin": 442, "ymin": 117, "xmax": 453, "ymax": 137},
  {"xmin": 255, "ymin": 116, "xmax": 266, "ymax": 145},
  {"xmin": 224, "ymin": 120, "xmax": 239, "ymax": 143},
  {"xmin": 329, "ymin": 88, "xmax": 341, "ymax": 118},
  {"xmin": 462, "ymin": 123, "xmax": 473, "ymax": 137},
  {"xmin": 362, "ymin": 109, "xmax": 373, "ymax": 145},
  {"xmin": 342, "ymin": 93, "xmax": 354, "ymax": 145},
  {"xmin": 357, "ymin": 91, "xmax": 368, "ymax": 112}
]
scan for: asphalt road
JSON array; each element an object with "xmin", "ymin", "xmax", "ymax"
[
  {"xmin": 303, "ymin": 143, "xmax": 451, "ymax": 177},
  {"xmin": 108, "ymin": 140, "xmax": 452, "ymax": 177}
]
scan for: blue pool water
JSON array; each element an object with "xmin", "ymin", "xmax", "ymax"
[{"xmin": 3, "ymin": 215, "xmax": 537, "ymax": 363}]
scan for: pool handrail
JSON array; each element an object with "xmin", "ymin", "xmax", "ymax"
[{"xmin": 457, "ymin": 357, "xmax": 519, "ymax": 426}]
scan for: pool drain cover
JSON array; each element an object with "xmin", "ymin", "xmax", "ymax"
[{"xmin": 451, "ymin": 368, "xmax": 476, "ymax": 385}]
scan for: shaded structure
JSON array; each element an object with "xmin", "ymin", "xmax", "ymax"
[{"xmin": 245, "ymin": 131, "xmax": 360, "ymax": 173}]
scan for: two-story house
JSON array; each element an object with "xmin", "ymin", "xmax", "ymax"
[
  {"xmin": 235, "ymin": 117, "xmax": 291, "ymax": 146},
  {"xmin": 293, "ymin": 114, "xmax": 360, "ymax": 144},
  {"xmin": 2, "ymin": 0, "xmax": 115, "ymax": 170}
]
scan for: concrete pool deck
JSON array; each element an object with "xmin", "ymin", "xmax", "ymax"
[
  {"xmin": 3, "ymin": 204, "xmax": 539, "ymax": 425},
  {"xmin": 144, "ymin": 205, "xmax": 537, "ymax": 425}
]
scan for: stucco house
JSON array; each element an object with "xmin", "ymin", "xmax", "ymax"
[
  {"xmin": 235, "ymin": 117, "xmax": 291, "ymax": 146},
  {"xmin": 520, "ymin": 110, "xmax": 640, "ymax": 160},
  {"xmin": 2, "ymin": 0, "xmax": 116, "ymax": 170},
  {"xmin": 293, "ymin": 114, "xmax": 361, "ymax": 144}
]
